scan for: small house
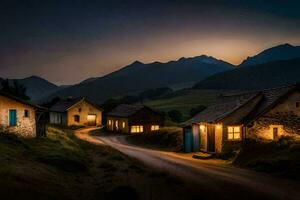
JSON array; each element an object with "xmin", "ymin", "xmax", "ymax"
[
  {"xmin": 0, "ymin": 91, "xmax": 46, "ymax": 137},
  {"xmin": 182, "ymin": 85, "xmax": 300, "ymax": 153},
  {"xmin": 50, "ymin": 97, "xmax": 102, "ymax": 127},
  {"xmin": 106, "ymin": 104, "xmax": 164, "ymax": 133}
]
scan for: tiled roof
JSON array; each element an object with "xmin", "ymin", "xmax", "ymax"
[
  {"xmin": 50, "ymin": 97, "xmax": 84, "ymax": 112},
  {"xmin": 182, "ymin": 84, "xmax": 296, "ymax": 127},
  {"xmin": 244, "ymin": 85, "xmax": 294, "ymax": 122},
  {"xmin": 182, "ymin": 92, "xmax": 260, "ymax": 126},
  {"xmin": 107, "ymin": 104, "xmax": 145, "ymax": 117}
]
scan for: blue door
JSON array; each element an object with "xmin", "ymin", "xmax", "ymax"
[
  {"xmin": 9, "ymin": 109, "xmax": 17, "ymax": 126},
  {"xmin": 183, "ymin": 127, "xmax": 193, "ymax": 153}
]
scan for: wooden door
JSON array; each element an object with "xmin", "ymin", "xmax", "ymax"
[
  {"xmin": 273, "ymin": 127, "xmax": 278, "ymax": 140},
  {"xmin": 207, "ymin": 125, "xmax": 215, "ymax": 152},
  {"xmin": 9, "ymin": 109, "xmax": 17, "ymax": 126}
]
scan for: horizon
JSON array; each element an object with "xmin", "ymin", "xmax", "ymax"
[{"xmin": 1, "ymin": 0, "xmax": 300, "ymax": 85}]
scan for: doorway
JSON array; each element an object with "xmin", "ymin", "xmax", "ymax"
[
  {"xmin": 87, "ymin": 114, "xmax": 96, "ymax": 126},
  {"xmin": 207, "ymin": 125, "xmax": 215, "ymax": 152},
  {"xmin": 273, "ymin": 127, "xmax": 279, "ymax": 140}
]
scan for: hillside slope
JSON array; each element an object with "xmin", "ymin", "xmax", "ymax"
[
  {"xmin": 47, "ymin": 55, "xmax": 233, "ymax": 103},
  {"xmin": 194, "ymin": 58, "xmax": 300, "ymax": 90}
]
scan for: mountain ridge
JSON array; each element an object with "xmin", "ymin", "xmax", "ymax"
[
  {"xmin": 239, "ymin": 43, "xmax": 300, "ymax": 67},
  {"xmin": 195, "ymin": 58, "xmax": 300, "ymax": 90}
]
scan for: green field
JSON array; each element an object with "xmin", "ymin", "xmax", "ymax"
[{"xmin": 145, "ymin": 89, "xmax": 229, "ymax": 120}]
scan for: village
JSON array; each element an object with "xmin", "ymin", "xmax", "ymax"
[{"xmin": 1, "ymin": 1, "xmax": 300, "ymax": 200}]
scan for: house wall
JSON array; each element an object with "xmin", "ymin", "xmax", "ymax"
[
  {"xmin": 248, "ymin": 91, "xmax": 300, "ymax": 140},
  {"xmin": 107, "ymin": 108, "xmax": 164, "ymax": 134},
  {"xmin": 50, "ymin": 112, "xmax": 67, "ymax": 125},
  {"xmin": 0, "ymin": 96, "xmax": 36, "ymax": 137},
  {"xmin": 129, "ymin": 108, "xmax": 164, "ymax": 133},
  {"xmin": 106, "ymin": 116, "xmax": 129, "ymax": 133},
  {"xmin": 67, "ymin": 101, "xmax": 102, "ymax": 126}
]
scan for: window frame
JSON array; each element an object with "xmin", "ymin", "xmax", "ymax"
[
  {"xmin": 24, "ymin": 109, "xmax": 29, "ymax": 118},
  {"xmin": 227, "ymin": 126, "xmax": 241, "ymax": 141},
  {"xmin": 74, "ymin": 115, "xmax": 80, "ymax": 123},
  {"xmin": 131, "ymin": 125, "xmax": 144, "ymax": 133}
]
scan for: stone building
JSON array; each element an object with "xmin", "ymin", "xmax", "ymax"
[
  {"xmin": 106, "ymin": 104, "xmax": 164, "ymax": 134},
  {"xmin": 0, "ymin": 91, "xmax": 46, "ymax": 137},
  {"xmin": 182, "ymin": 85, "xmax": 300, "ymax": 153},
  {"xmin": 50, "ymin": 97, "xmax": 102, "ymax": 127}
]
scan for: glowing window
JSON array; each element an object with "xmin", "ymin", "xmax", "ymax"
[
  {"xmin": 151, "ymin": 125, "xmax": 159, "ymax": 131},
  {"xmin": 108, "ymin": 120, "xmax": 111, "ymax": 125},
  {"xmin": 122, "ymin": 122, "xmax": 125, "ymax": 128},
  {"xmin": 131, "ymin": 126, "xmax": 144, "ymax": 133},
  {"xmin": 228, "ymin": 126, "xmax": 241, "ymax": 140}
]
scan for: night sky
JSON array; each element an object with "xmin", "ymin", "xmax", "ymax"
[{"xmin": 1, "ymin": 0, "xmax": 300, "ymax": 85}]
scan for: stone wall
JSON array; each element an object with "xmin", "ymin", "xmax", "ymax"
[
  {"xmin": 248, "ymin": 90, "xmax": 300, "ymax": 140},
  {"xmin": 0, "ymin": 96, "xmax": 36, "ymax": 137},
  {"xmin": 248, "ymin": 112, "xmax": 300, "ymax": 140}
]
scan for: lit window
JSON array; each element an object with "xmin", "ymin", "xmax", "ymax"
[
  {"xmin": 74, "ymin": 115, "xmax": 80, "ymax": 122},
  {"xmin": 131, "ymin": 126, "xmax": 144, "ymax": 133},
  {"xmin": 228, "ymin": 126, "xmax": 241, "ymax": 140},
  {"xmin": 151, "ymin": 125, "xmax": 159, "ymax": 131},
  {"xmin": 24, "ymin": 110, "xmax": 29, "ymax": 118},
  {"xmin": 108, "ymin": 120, "xmax": 111, "ymax": 125},
  {"xmin": 122, "ymin": 122, "xmax": 125, "ymax": 128}
]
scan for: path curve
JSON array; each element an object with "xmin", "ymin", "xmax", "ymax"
[{"xmin": 75, "ymin": 127, "xmax": 300, "ymax": 200}]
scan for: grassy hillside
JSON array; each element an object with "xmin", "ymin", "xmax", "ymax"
[
  {"xmin": 195, "ymin": 58, "xmax": 300, "ymax": 90},
  {"xmin": 0, "ymin": 126, "xmax": 207, "ymax": 200},
  {"xmin": 145, "ymin": 89, "xmax": 228, "ymax": 121}
]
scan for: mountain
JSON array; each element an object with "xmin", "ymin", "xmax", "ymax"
[
  {"xmin": 6, "ymin": 76, "xmax": 60, "ymax": 101},
  {"xmin": 194, "ymin": 58, "xmax": 300, "ymax": 90},
  {"xmin": 239, "ymin": 43, "xmax": 300, "ymax": 67},
  {"xmin": 47, "ymin": 55, "xmax": 234, "ymax": 103}
]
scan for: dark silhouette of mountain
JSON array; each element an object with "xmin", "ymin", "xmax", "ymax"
[
  {"xmin": 194, "ymin": 58, "xmax": 300, "ymax": 90},
  {"xmin": 47, "ymin": 55, "xmax": 234, "ymax": 103},
  {"xmin": 9, "ymin": 76, "xmax": 60, "ymax": 101},
  {"xmin": 239, "ymin": 43, "xmax": 300, "ymax": 67}
]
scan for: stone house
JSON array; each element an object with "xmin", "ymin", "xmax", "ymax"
[
  {"xmin": 0, "ymin": 91, "xmax": 46, "ymax": 137},
  {"xmin": 106, "ymin": 104, "xmax": 164, "ymax": 134},
  {"xmin": 182, "ymin": 85, "xmax": 300, "ymax": 153},
  {"xmin": 50, "ymin": 97, "xmax": 102, "ymax": 127}
]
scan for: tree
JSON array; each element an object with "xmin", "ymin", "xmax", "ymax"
[
  {"xmin": 167, "ymin": 110, "xmax": 183, "ymax": 123},
  {"xmin": 190, "ymin": 105, "xmax": 207, "ymax": 117},
  {"xmin": 1, "ymin": 79, "xmax": 30, "ymax": 100}
]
